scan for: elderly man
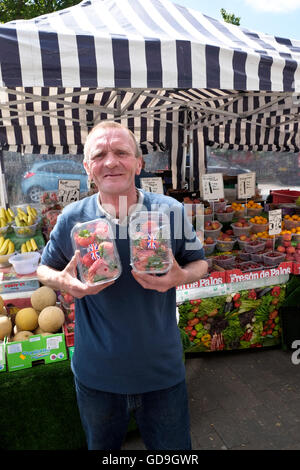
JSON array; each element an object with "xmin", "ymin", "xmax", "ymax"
[{"xmin": 37, "ymin": 121, "xmax": 208, "ymax": 450}]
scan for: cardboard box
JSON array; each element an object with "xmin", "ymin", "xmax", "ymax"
[
  {"xmin": 6, "ymin": 332, "xmax": 67, "ymax": 372},
  {"xmin": 225, "ymin": 261, "xmax": 293, "ymax": 284}
]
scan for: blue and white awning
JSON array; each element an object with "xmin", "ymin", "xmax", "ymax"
[{"xmin": 1, "ymin": 0, "xmax": 300, "ymax": 91}]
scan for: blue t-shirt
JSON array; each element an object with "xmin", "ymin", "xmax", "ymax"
[{"xmin": 41, "ymin": 190, "xmax": 205, "ymax": 394}]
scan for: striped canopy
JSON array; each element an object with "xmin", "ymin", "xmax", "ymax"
[{"xmin": 1, "ymin": 0, "xmax": 300, "ymax": 189}]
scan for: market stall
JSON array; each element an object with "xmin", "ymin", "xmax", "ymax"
[{"xmin": 0, "ymin": 0, "xmax": 300, "ymax": 367}]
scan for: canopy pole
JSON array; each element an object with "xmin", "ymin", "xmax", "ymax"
[
  {"xmin": 189, "ymin": 128, "xmax": 194, "ymax": 192},
  {"xmin": 181, "ymin": 110, "xmax": 188, "ymax": 188}
]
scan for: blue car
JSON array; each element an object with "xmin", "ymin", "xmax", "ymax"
[{"xmin": 21, "ymin": 160, "xmax": 89, "ymax": 203}]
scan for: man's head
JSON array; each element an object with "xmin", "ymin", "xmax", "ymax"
[
  {"xmin": 84, "ymin": 121, "xmax": 140, "ymax": 165},
  {"xmin": 83, "ymin": 121, "xmax": 142, "ymax": 198}
]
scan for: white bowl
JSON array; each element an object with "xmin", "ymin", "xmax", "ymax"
[{"xmin": 9, "ymin": 252, "xmax": 41, "ymax": 274}]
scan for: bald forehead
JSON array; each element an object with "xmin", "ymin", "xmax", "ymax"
[{"xmin": 85, "ymin": 126, "xmax": 140, "ymax": 160}]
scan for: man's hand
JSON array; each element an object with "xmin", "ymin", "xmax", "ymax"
[
  {"xmin": 131, "ymin": 252, "xmax": 187, "ymax": 293},
  {"xmin": 37, "ymin": 251, "xmax": 114, "ymax": 299}
]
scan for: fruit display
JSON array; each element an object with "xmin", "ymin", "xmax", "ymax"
[
  {"xmin": 283, "ymin": 214, "xmax": 300, "ymax": 230},
  {"xmin": 71, "ymin": 218, "xmax": 121, "ymax": 285},
  {"xmin": 249, "ymin": 216, "xmax": 269, "ymax": 234},
  {"xmin": 231, "ymin": 202, "xmax": 245, "ymax": 217},
  {"xmin": 215, "ymin": 205, "xmax": 234, "ymax": 223},
  {"xmin": 20, "ymin": 238, "xmax": 38, "ymax": 253},
  {"xmin": 231, "ymin": 219, "xmax": 252, "ymax": 237},
  {"xmin": 129, "ymin": 211, "xmax": 172, "ymax": 274},
  {"xmin": 178, "ymin": 285, "xmax": 286, "ymax": 352},
  {"xmin": 204, "ymin": 220, "xmax": 223, "ymax": 240},
  {"xmin": 0, "ymin": 237, "xmax": 15, "ymax": 256},
  {"xmin": 245, "ymin": 200, "xmax": 263, "ymax": 216},
  {"xmin": 12, "ymin": 206, "xmax": 40, "ymax": 237},
  {"xmin": 216, "ymin": 232, "xmax": 236, "ymax": 252}
]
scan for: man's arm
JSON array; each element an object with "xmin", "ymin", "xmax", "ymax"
[
  {"xmin": 37, "ymin": 252, "xmax": 114, "ymax": 299},
  {"xmin": 131, "ymin": 254, "xmax": 208, "ymax": 293}
]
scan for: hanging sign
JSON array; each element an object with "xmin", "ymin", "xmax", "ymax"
[
  {"xmin": 140, "ymin": 177, "xmax": 164, "ymax": 194},
  {"xmin": 201, "ymin": 173, "xmax": 224, "ymax": 201},
  {"xmin": 237, "ymin": 172, "xmax": 256, "ymax": 199},
  {"xmin": 58, "ymin": 179, "xmax": 80, "ymax": 204},
  {"xmin": 269, "ymin": 209, "xmax": 282, "ymax": 236}
]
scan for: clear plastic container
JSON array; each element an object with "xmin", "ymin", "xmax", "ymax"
[
  {"xmin": 216, "ymin": 238, "xmax": 236, "ymax": 252},
  {"xmin": 12, "ymin": 221, "xmax": 39, "ymax": 238},
  {"xmin": 204, "ymin": 222, "xmax": 223, "ymax": 241},
  {"xmin": 213, "ymin": 255, "xmax": 235, "ymax": 269},
  {"xmin": 251, "ymin": 222, "xmax": 269, "ymax": 234},
  {"xmin": 0, "ymin": 225, "xmax": 9, "ymax": 236},
  {"xmin": 231, "ymin": 222, "xmax": 252, "ymax": 237},
  {"xmin": 129, "ymin": 211, "xmax": 172, "ymax": 274},
  {"xmin": 284, "ymin": 219, "xmax": 300, "ymax": 230},
  {"xmin": 204, "ymin": 213, "xmax": 213, "ymax": 223},
  {"xmin": 246, "ymin": 207, "xmax": 263, "ymax": 217},
  {"xmin": 237, "ymin": 238, "xmax": 252, "ymax": 250},
  {"xmin": 251, "ymin": 250, "xmax": 271, "ymax": 263},
  {"xmin": 244, "ymin": 240, "xmax": 266, "ymax": 253},
  {"xmin": 262, "ymin": 251, "xmax": 286, "ymax": 266},
  {"xmin": 239, "ymin": 261, "xmax": 263, "ymax": 272},
  {"xmin": 209, "ymin": 200, "xmax": 226, "ymax": 212},
  {"xmin": 71, "ymin": 218, "xmax": 121, "ymax": 285},
  {"xmin": 215, "ymin": 210, "xmax": 234, "ymax": 223},
  {"xmin": 238, "ymin": 251, "xmax": 251, "ymax": 261},
  {"xmin": 9, "ymin": 251, "xmax": 41, "ymax": 274},
  {"xmin": 234, "ymin": 208, "xmax": 246, "ymax": 218},
  {"xmin": 204, "ymin": 241, "xmax": 217, "ymax": 256}
]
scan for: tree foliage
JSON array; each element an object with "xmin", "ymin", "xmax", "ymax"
[
  {"xmin": 220, "ymin": 8, "xmax": 241, "ymax": 26},
  {"xmin": 0, "ymin": 0, "xmax": 81, "ymax": 23}
]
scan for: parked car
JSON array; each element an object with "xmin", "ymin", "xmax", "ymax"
[
  {"xmin": 21, "ymin": 160, "xmax": 88, "ymax": 203},
  {"xmin": 207, "ymin": 154, "xmax": 252, "ymax": 176}
]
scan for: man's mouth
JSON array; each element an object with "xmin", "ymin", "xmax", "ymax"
[{"xmin": 104, "ymin": 174, "xmax": 123, "ymax": 177}]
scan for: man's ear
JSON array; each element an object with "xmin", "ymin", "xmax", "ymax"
[
  {"xmin": 135, "ymin": 156, "xmax": 142, "ymax": 175},
  {"xmin": 83, "ymin": 160, "xmax": 90, "ymax": 177}
]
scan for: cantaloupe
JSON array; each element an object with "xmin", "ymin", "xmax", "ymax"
[
  {"xmin": 0, "ymin": 314, "xmax": 12, "ymax": 340},
  {"xmin": 15, "ymin": 307, "xmax": 39, "ymax": 331},
  {"xmin": 13, "ymin": 331, "xmax": 33, "ymax": 341},
  {"xmin": 0, "ymin": 295, "xmax": 4, "ymax": 312},
  {"xmin": 38, "ymin": 306, "xmax": 65, "ymax": 333},
  {"xmin": 31, "ymin": 286, "xmax": 57, "ymax": 311}
]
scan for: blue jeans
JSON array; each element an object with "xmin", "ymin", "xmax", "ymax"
[{"xmin": 74, "ymin": 377, "xmax": 192, "ymax": 450}]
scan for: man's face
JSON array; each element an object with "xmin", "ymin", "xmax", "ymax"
[{"xmin": 84, "ymin": 127, "xmax": 142, "ymax": 196}]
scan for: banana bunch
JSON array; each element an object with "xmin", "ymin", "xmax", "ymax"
[
  {"xmin": 0, "ymin": 236, "xmax": 15, "ymax": 256},
  {"xmin": 0, "ymin": 207, "xmax": 14, "ymax": 227},
  {"xmin": 14, "ymin": 206, "xmax": 38, "ymax": 227},
  {"xmin": 21, "ymin": 238, "xmax": 38, "ymax": 253}
]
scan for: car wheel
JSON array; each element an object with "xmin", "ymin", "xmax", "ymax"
[{"xmin": 27, "ymin": 186, "xmax": 44, "ymax": 203}]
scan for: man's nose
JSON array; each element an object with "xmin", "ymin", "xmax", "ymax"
[{"xmin": 104, "ymin": 151, "xmax": 119, "ymax": 167}]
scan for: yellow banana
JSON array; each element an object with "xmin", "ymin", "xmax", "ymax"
[
  {"xmin": 0, "ymin": 218, "xmax": 6, "ymax": 228},
  {"xmin": 15, "ymin": 216, "xmax": 21, "ymax": 227},
  {"xmin": 0, "ymin": 208, "xmax": 7, "ymax": 222},
  {"xmin": 27, "ymin": 215, "xmax": 34, "ymax": 226},
  {"xmin": 30, "ymin": 207, "xmax": 37, "ymax": 217},
  {"xmin": 30, "ymin": 238, "xmax": 38, "ymax": 251},
  {"xmin": 26, "ymin": 240, "xmax": 32, "ymax": 252},
  {"xmin": 7, "ymin": 208, "xmax": 14, "ymax": 218},
  {"xmin": 0, "ymin": 237, "xmax": 5, "ymax": 249},
  {"xmin": 7, "ymin": 241, "xmax": 15, "ymax": 254},
  {"xmin": 21, "ymin": 243, "xmax": 27, "ymax": 253},
  {"xmin": 0, "ymin": 239, "xmax": 10, "ymax": 255},
  {"xmin": 6, "ymin": 212, "xmax": 12, "ymax": 223}
]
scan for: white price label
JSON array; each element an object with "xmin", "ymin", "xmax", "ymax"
[
  {"xmin": 140, "ymin": 177, "xmax": 164, "ymax": 194},
  {"xmin": 58, "ymin": 179, "xmax": 80, "ymax": 204},
  {"xmin": 237, "ymin": 172, "xmax": 256, "ymax": 199},
  {"xmin": 46, "ymin": 336, "xmax": 62, "ymax": 350},
  {"xmin": 202, "ymin": 173, "xmax": 224, "ymax": 201},
  {"xmin": 269, "ymin": 209, "xmax": 282, "ymax": 235}
]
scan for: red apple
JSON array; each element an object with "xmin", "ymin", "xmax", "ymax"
[{"xmin": 277, "ymin": 246, "xmax": 285, "ymax": 253}]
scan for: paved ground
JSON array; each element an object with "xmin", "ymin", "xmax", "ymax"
[{"xmin": 122, "ymin": 346, "xmax": 300, "ymax": 450}]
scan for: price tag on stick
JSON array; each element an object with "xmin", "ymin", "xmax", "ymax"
[
  {"xmin": 237, "ymin": 172, "xmax": 256, "ymax": 200},
  {"xmin": 202, "ymin": 173, "xmax": 224, "ymax": 201},
  {"xmin": 58, "ymin": 179, "xmax": 80, "ymax": 204},
  {"xmin": 269, "ymin": 209, "xmax": 282, "ymax": 236},
  {"xmin": 140, "ymin": 177, "xmax": 164, "ymax": 194}
]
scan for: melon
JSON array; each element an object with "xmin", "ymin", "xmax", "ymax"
[
  {"xmin": 15, "ymin": 307, "xmax": 39, "ymax": 331},
  {"xmin": 31, "ymin": 286, "xmax": 57, "ymax": 311},
  {"xmin": 0, "ymin": 295, "xmax": 4, "ymax": 312},
  {"xmin": 38, "ymin": 306, "xmax": 65, "ymax": 333},
  {"xmin": 0, "ymin": 314, "xmax": 12, "ymax": 340},
  {"xmin": 13, "ymin": 331, "xmax": 33, "ymax": 341},
  {"xmin": 34, "ymin": 326, "xmax": 47, "ymax": 335}
]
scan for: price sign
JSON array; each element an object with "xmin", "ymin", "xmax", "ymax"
[
  {"xmin": 201, "ymin": 173, "xmax": 224, "ymax": 201},
  {"xmin": 269, "ymin": 209, "xmax": 282, "ymax": 235},
  {"xmin": 58, "ymin": 179, "xmax": 80, "ymax": 204},
  {"xmin": 237, "ymin": 172, "xmax": 256, "ymax": 199},
  {"xmin": 140, "ymin": 177, "xmax": 164, "ymax": 194}
]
